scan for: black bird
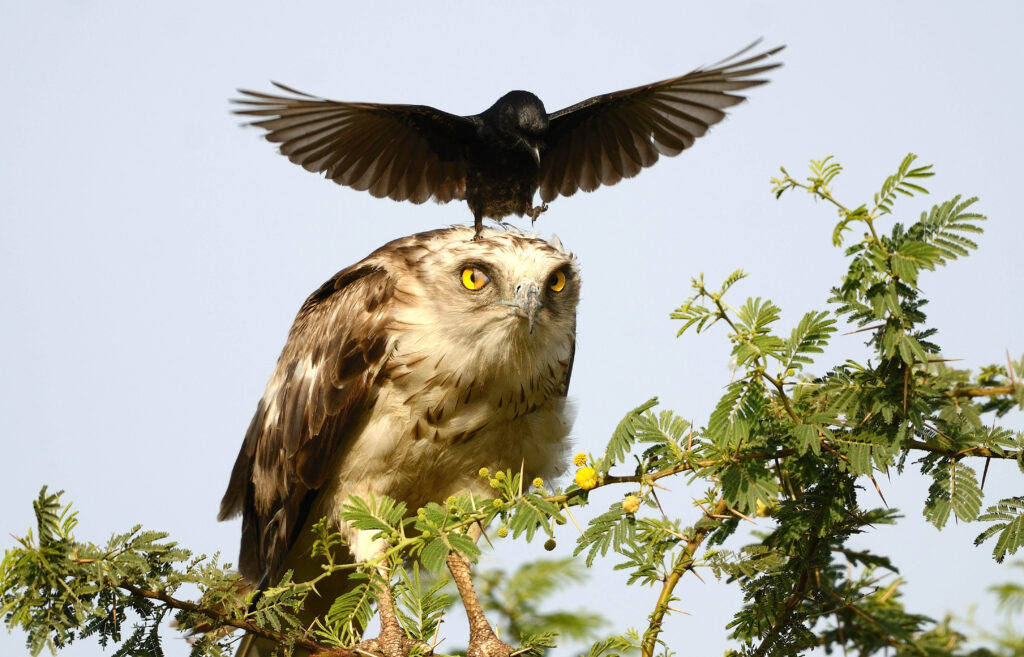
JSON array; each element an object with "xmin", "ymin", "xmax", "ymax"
[{"xmin": 234, "ymin": 42, "xmax": 783, "ymax": 236}]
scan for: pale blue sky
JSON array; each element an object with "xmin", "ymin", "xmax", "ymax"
[{"xmin": 2, "ymin": 2, "xmax": 1022, "ymax": 655}]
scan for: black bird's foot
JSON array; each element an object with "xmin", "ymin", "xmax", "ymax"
[{"xmin": 527, "ymin": 203, "xmax": 549, "ymax": 224}]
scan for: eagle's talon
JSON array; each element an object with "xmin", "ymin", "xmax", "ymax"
[
  {"xmin": 353, "ymin": 634, "xmax": 431, "ymax": 657},
  {"xmin": 351, "ymin": 565, "xmax": 433, "ymax": 657},
  {"xmin": 465, "ymin": 635, "xmax": 514, "ymax": 657}
]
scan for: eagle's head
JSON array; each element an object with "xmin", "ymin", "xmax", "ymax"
[{"xmin": 392, "ymin": 226, "xmax": 579, "ymax": 376}]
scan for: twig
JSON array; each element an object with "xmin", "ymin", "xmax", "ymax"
[
  {"xmin": 117, "ymin": 582, "xmax": 343, "ymax": 655},
  {"xmin": 640, "ymin": 498, "xmax": 726, "ymax": 657},
  {"xmin": 951, "ymin": 385, "xmax": 1015, "ymax": 398},
  {"xmin": 907, "ymin": 440, "xmax": 1016, "ymax": 460},
  {"xmin": 544, "ymin": 437, "xmax": 1018, "ymax": 508}
]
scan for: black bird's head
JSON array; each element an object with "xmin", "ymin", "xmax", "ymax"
[{"xmin": 483, "ymin": 90, "xmax": 549, "ymax": 163}]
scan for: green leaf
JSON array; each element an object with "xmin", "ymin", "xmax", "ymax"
[
  {"xmin": 340, "ymin": 494, "xmax": 406, "ymax": 541},
  {"xmin": 736, "ymin": 297, "xmax": 782, "ymax": 335},
  {"xmin": 599, "ymin": 398, "xmax": 659, "ymax": 470},
  {"xmin": 793, "ymin": 423, "xmax": 823, "ymax": 456},
  {"xmin": 314, "ymin": 572, "xmax": 376, "ymax": 647},
  {"xmin": 708, "ymin": 378, "xmax": 764, "ymax": 450},
  {"xmin": 574, "ymin": 505, "xmax": 635, "ymax": 567},
  {"xmin": 924, "ymin": 462, "xmax": 983, "ymax": 528},
  {"xmin": 890, "ymin": 240, "xmax": 943, "ymax": 286},
  {"xmin": 509, "ymin": 493, "xmax": 563, "ymax": 541},
  {"xmin": 976, "ymin": 497, "xmax": 1024, "ymax": 562},
  {"xmin": 418, "ymin": 537, "xmax": 451, "ymax": 575},
  {"xmin": 780, "ymin": 310, "xmax": 836, "ymax": 371},
  {"xmin": 874, "ymin": 153, "xmax": 933, "ymax": 215},
  {"xmin": 908, "ymin": 195, "xmax": 985, "ymax": 265},
  {"xmin": 393, "ymin": 564, "xmax": 453, "ymax": 642},
  {"xmin": 721, "ymin": 460, "xmax": 778, "ymax": 514}
]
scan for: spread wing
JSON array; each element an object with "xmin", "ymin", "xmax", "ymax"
[
  {"xmin": 234, "ymin": 83, "xmax": 475, "ymax": 205},
  {"xmin": 219, "ymin": 262, "xmax": 395, "ymax": 583},
  {"xmin": 537, "ymin": 43, "xmax": 784, "ymax": 202}
]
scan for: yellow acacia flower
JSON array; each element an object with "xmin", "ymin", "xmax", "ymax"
[
  {"xmin": 532, "ymin": 477, "xmax": 544, "ymax": 489},
  {"xmin": 622, "ymin": 494, "xmax": 641, "ymax": 514},
  {"xmin": 478, "ymin": 467, "xmax": 490, "ymax": 478},
  {"xmin": 575, "ymin": 466, "xmax": 598, "ymax": 490},
  {"xmin": 497, "ymin": 526, "xmax": 509, "ymax": 538},
  {"xmin": 573, "ymin": 452, "xmax": 588, "ymax": 467}
]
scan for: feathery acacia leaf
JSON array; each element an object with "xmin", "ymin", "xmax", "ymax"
[
  {"xmin": 599, "ymin": 398, "xmax": 659, "ymax": 470},
  {"xmin": 873, "ymin": 153, "xmax": 933, "ymax": 215},
  {"xmin": 976, "ymin": 497, "xmax": 1024, "ymax": 563},
  {"xmin": 781, "ymin": 310, "xmax": 836, "ymax": 371}
]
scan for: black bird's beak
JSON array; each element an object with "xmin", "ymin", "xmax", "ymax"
[{"xmin": 496, "ymin": 280, "xmax": 543, "ymax": 333}]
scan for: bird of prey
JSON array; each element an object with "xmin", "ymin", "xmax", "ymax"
[
  {"xmin": 233, "ymin": 42, "xmax": 783, "ymax": 236},
  {"xmin": 219, "ymin": 226, "xmax": 579, "ymax": 656}
]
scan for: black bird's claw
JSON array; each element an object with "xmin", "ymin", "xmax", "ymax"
[{"xmin": 527, "ymin": 203, "xmax": 549, "ymax": 224}]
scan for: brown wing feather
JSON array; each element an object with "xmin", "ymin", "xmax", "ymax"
[
  {"xmin": 219, "ymin": 263, "xmax": 395, "ymax": 583},
  {"xmin": 233, "ymin": 83, "xmax": 474, "ymax": 205},
  {"xmin": 538, "ymin": 43, "xmax": 784, "ymax": 202}
]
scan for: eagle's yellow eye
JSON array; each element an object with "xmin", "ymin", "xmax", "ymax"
[
  {"xmin": 461, "ymin": 267, "xmax": 490, "ymax": 291},
  {"xmin": 548, "ymin": 270, "xmax": 566, "ymax": 292}
]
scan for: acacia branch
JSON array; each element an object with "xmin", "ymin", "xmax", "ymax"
[
  {"xmin": 951, "ymin": 385, "xmax": 1015, "ymax": 398},
  {"xmin": 762, "ymin": 371, "xmax": 801, "ymax": 424},
  {"xmin": 546, "ymin": 438, "xmax": 1018, "ymax": 507},
  {"xmin": 903, "ymin": 440, "xmax": 1017, "ymax": 459},
  {"xmin": 640, "ymin": 498, "xmax": 727, "ymax": 657},
  {"xmin": 116, "ymin": 582, "xmax": 349, "ymax": 656}
]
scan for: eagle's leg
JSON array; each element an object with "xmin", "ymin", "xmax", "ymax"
[
  {"xmin": 446, "ymin": 552, "xmax": 513, "ymax": 657},
  {"xmin": 527, "ymin": 203, "xmax": 549, "ymax": 225},
  {"xmin": 354, "ymin": 564, "xmax": 430, "ymax": 657}
]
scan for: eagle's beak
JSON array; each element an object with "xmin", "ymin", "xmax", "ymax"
[{"xmin": 496, "ymin": 280, "xmax": 543, "ymax": 333}]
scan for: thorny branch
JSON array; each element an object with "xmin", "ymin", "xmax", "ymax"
[
  {"xmin": 545, "ymin": 438, "xmax": 1019, "ymax": 507},
  {"xmin": 640, "ymin": 498, "xmax": 728, "ymax": 657},
  {"xmin": 951, "ymin": 385, "xmax": 1016, "ymax": 398},
  {"xmin": 116, "ymin": 582, "xmax": 350, "ymax": 656}
]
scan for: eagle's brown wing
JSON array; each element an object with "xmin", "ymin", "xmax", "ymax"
[
  {"xmin": 219, "ymin": 262, "xmax": 395, "ymax": 584},
  {"xmin": 234, "ymin": 83, "xmax": 474, "ymax": 205},
  {"xmin": 537, "ymin": 43, "xmax": 783, "ymax": 203}
]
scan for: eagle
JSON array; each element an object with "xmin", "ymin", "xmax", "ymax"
[
  {"xmin": 219, "ymin": 226, "xmax": 580, "ymax": 656},
  {"xmin": 233, "ymin": 42, "xmax": 782, "ymax": 235}
]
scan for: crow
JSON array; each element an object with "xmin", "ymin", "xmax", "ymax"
[{"xmin": 234, "ymin": 42, "xmax": 782, "ymax": 235}]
